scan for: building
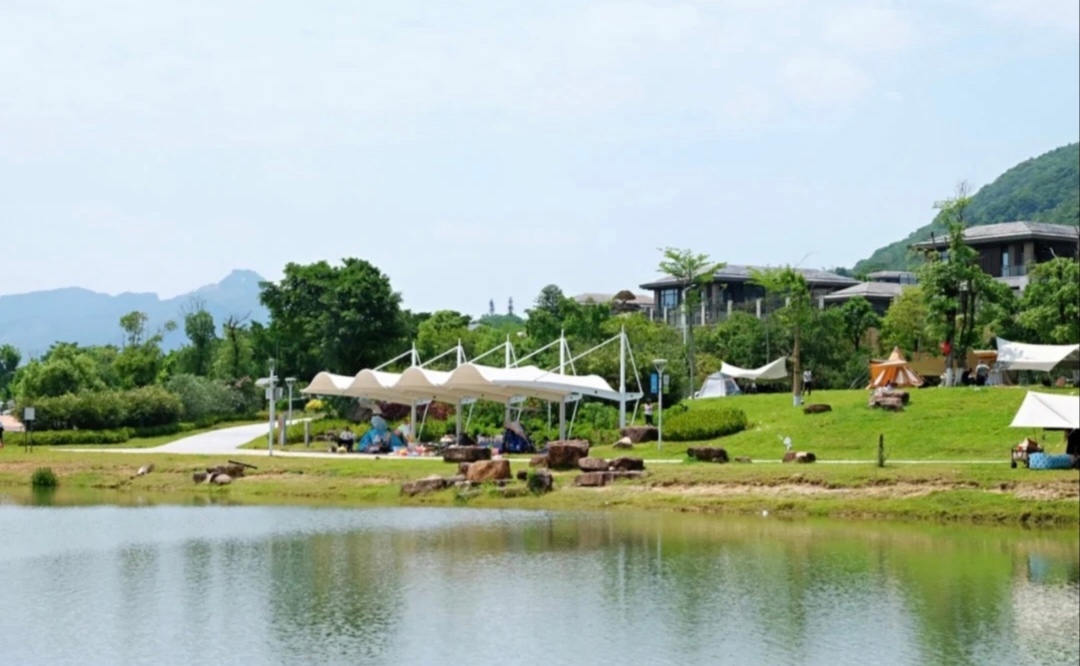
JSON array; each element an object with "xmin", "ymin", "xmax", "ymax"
[
  {"xmin": 910, "ymin": 221, "xmax": 1079, "ymax": 292},
  {"xmin": 571, "ymin": 292, "xmax": 655, "ymax": 317},
  {"xmin": 639, "ymin": 264, "xmax": 859, "ymax": 326},
  {"xmin": 822, "ymin": 271, "xmax": 918, "ymax": 314}
]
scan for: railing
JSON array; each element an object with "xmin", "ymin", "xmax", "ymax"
[
  {"xmin": 1000, "ymin": 264, "xmax": 1028, "ymax": 278},
  {"xmin": 657, "ymin": 298, "xmax": 793, "ymax": 327}
]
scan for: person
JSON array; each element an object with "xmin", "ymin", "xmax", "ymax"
[
  {"xmin": 975, "ymin": 361, "xmax": 990, "ymax": 386},
  {"xmin": 802, "ymin": 368, "xmax": 813, "ymax": 396},
  {"xmin": 337, "ymin": 426, "xmax": 356, "ymax": 453},
  {"xmin": 643, "ymin": 401, "xmax": 654, "ymax": 426},
  {"xmin": 0, "ymin": 418, "xmax": 5, "ymax": 449}
]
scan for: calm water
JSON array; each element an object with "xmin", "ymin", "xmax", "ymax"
[{"xmin": 0, "ymin": 493, "xmax": 1077, "ymax": 666}]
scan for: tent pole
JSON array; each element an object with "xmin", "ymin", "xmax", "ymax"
[
  {"xmin": 504, "ymin": 335, "xmax": 512, "ymax": 426},
  {"xmin": 558, "ymin": 331, "xmax": 567, "ymax": 440},
  {"xmin": 618, "ymin": 327, "xmax": 627, "ymax": 429}
]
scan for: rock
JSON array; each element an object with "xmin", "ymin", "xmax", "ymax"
[
  {"xmin": 782, "ymin": 451, "xmax": 816, "ymax": 463},
  {"xmin": 529, "ymin": 455, "xmax": 549, "ymax": 468},
  {"xmin": 803, "ymin": 404, "xmax": 832, "ymax": 414},
  {"xmin": 516, "ymin": 470, "xmax": 529, "ymax": 481},
  {"xmin": 458, "ymin": 462, "xmax": 472, "ymax": 475},
  {"xmin": 546, "ymin": 440, "xmax": 590, "ymax": 470},
  {"xmin": 687, "ymin": 447, "xmax": 730, "ymax": 463},
  {"xmin": 466, "ymin": 459, "xmax": 512, "ymax": 482},
  {"xmin": 610, "ymin": 457, "xmax": 645, "ymax": 472},
  {"xmin": 894, "ymin": 391, "xmax": 911, "ymax": 405},
  {"xmin": 136, "ymin": 463, "xmax": 154, "ymax": 476},
  {"xmin": 208, "ymin": 464, "xmax": 245, "ymax": 478},
  {"xmin": 526, "ymin": 469, "xmax": 554, "ymax": 494},
  {"xmin": 734, "ymin": 456, "xmax": 752, "ymax": 463},
  {"xmin": 192, "ymin": 472, "xmax": 208, "ymax": 483},
  {"xmin": 442, "ymin": 446, "xmax": 492, "ymax": 463},
  {"xmin": 619, "ymin": 426, "xmax": 658, "ymax": 443},
  {"xmin": 870, "ymin": 396, "xmax": 904, "ymax": 411},
  {"xmin": 401, "ymin": 475, "xmax": 449, "ymax": 496},
  {"xmin": 445, "ymin": 475, "xmax": 466, "ymax": 484},
  {"xmin": 578, "ymin": 457, "xmax": 610, "ymax": 472},
  {"xmin": 574, "ymin": 472, "xmax": 611, "ymax": 487},
  {"xmin": 613, "ymin": 436, "xmax": 634, "ymax": 450},
  {"xmin": 211, "ymin": 474, "xmax": 232, "ymax": 485}
]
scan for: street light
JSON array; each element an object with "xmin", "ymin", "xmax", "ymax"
[
  {"xmin": 653, "ymin": 358, "xmax": 668, "ymax": 451},
  {"xmin": 266, "ymin": 359, "xmax": 277, "ymax": 456},
  {"xmin": 285, "ymin": 377, "xmax": 297, "ymax": 425}
]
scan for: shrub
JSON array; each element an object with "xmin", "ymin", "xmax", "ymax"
[
  {"xmin": 31, "ymin": 467, "xmax": 59, "ymax": 487},
  {"xmin": 578, "ymin": 427, "xmax": 619, "ymax": 447},
  {"xmin": 281, "ymin": 419, "xmax": 370, "ymax": 445},
  {"xmin": 30, "ymin": 429, "xmax": 131, "ymax": 445},
  {"xmin": 123, "ymin": 386, "xmax": 184, "ymax": 428},
  {"xmin": 164, "ymin": 374, "xmax": 237, "ymax": 422},
  {"xmin": 304, "ymin": 399, "xmax": 326, "ymax": 413},
  {"xmin": 419, "ymin": 419, "xmax": 449, "ymax": 442},
  {"xmin": 663, "ymin": 407, "xmax": 748, "ymax": 442}
]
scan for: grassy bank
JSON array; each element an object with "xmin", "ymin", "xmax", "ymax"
[{"xmin": 1, "ymin": 447, "xmax": 1076, "ymax": 527}]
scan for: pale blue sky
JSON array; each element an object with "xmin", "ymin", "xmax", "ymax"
[{"xmin": 1, "ymin": 0, "xmax": 1077, "ymax": 316}]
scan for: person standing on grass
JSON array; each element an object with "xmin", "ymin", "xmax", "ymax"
[
  {"xmin": 643, "ymin": 400, "xmax": 654, "ymax": 426},
  {"xmin": 0, "ymin": 419, "xmax": 4, "ymax": 448},
  {"xmin": 802, "ymin": 368, "xmax": 813, "ymax": 396}
]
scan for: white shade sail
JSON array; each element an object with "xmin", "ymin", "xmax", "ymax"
[
  {"xmin": 1010, "ymin": 391, "xmax": 1080, "ymax": 430},
  {"xmin": 302, "ymin": 372, "xmax": 354, "ymax": 396},
  {"xmin": 720, "ymin": 357, "xmax": 788, "ymax": 381},
  {"xmin": 343, "ymin": 369, "xmax": 408, "ymax": 402},
  {"xmin": 996, "ymin": 338, "xmax": 1080, "ymax": 372}
]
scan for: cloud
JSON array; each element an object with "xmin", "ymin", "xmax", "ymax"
[
  {"xmin": 780, "ymin": 55, "xmax": 870, "ymax": 107},
  {"xmin": 823, "ymin": 4, "xmax": 914, "ymax": 53}
]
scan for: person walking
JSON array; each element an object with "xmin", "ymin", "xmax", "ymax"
[
  {"xmin": 643, "ymin": 401, "xmax": 654, "ymax": 426},
  {"xmin": 0, "ymin": 418, "xmax": 5, "ymax": 449},
  {"xmin": 802, "ymin": 368, "xmax": 813, "ymax": 396}
]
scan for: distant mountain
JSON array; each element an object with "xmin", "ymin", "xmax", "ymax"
[
  {"xmin": 0, "ymin": 269, "xmax": 268, "ymax": 357},
  {"xmin": 854, "ymin": 143, "xmax": 1080, "ymax": 273}
]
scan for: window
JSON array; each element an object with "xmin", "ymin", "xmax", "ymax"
[{"xmin": 658, "ymin": 289, "xmax": 679, "ymax": 311}]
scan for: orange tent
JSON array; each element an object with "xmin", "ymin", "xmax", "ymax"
[{"xmin": 868, "ymin": 347, "xmax": 924, "ymax": 388}]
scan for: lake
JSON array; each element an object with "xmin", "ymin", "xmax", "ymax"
[{"xmin": 0, "ymin": 492, "xmax": 1077, "ymax": 666}]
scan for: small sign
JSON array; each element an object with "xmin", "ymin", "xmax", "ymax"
[
  {"xmin": 650, "ymin": 373, "xmax": 670, "ymax": 394},
  {"xmin": 23, "ymin": 407, "xmax": 35, "ymax": 421}
]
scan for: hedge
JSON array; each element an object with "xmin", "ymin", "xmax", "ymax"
[
  {"xmin": 281, "ymin": 419, "xmax": 371, "ymax": 445},
  {"xmin": 16, "ymin": 386, "xmax": 184, "ymax": 431},
  {"xmin": 663, "ymin": 407, "xmax": 748, "ymax": 442},
  {"xmin": 28, "ymin": 429, "xmax": 132, "ymax": 446}
]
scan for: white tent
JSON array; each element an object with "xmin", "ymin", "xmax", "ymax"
[
  {"xmin": 996, "ymin": 338, "xmax": 1080, "ymax": 373},
  {"xmin": 719, "ymin": 357, "xmax": 788, "ymax": 381},
  {"xmin": 696, "ymin": 373, "xmax": 741, "ymax": 398},
  {"xmin": 1010, "ymin": 391, "xmax": 1080, "ymax": 430},
  {"xmin": 343, "ymin": 369, "xmax": 409, "ymax": 402},
  {"xmin": 302, "ymin": 372, "xmax": 354, "ymax": 396}
]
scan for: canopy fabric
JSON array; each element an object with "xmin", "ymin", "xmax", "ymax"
[
  {"xmin": 996, "ymin": 337, "xmax": 1080, "ymax": 372},
  {"xmin": 868, "ymin": 347, "xmax": 924, "ymax": 388},
  {"xmin": 344, "ymin": 369, "xmax": 407, "ymax": 402},
  {"xmin": 302, "ymin": 372, "xmax": 354, "ymax": 396},
  {"xmin": 695, "ymin": 373, "xmax": 741, "ymax": 398},
  {"xmin": 719, "ymin": 357, "xmax": 787, "ymax": 381},
  {"xmin": 1010, "ymin": 391, "xmax": 1080, "ymax": 430}
]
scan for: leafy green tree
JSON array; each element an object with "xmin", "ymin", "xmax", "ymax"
[
  {"xmin": 534, "ymin": 284, "xmax": 565, "ymax": 316},
  {"xmin": 751, "ymin": 266, "xmax": 812, "ymax": 400},
  {"xmin": 416, "ymin": 310, "xmax": 472, "ymax": 367},
  {"xmin": 838, "ymin": 297, "xmax": 880, "ymax": 351},
  {"xmin": 1018, "ymin": 257, "xmax": 1080, "ymax": 344},
  {"xmin": 0, "ymin": 344, "xmax": 21, "ymax": 401},
  {"xmin": 259, "ymin": 258, "xmax": 408, "ymax": 378},
  {"xmin": 697, "ymin": 312, "xmax": 767, "ymax": 370},
  {"xmin": 212, "ymin": 315, "xmax": 257, "ymax": 381},
  {"xmin": 657, "ymin": 248, "xmax": 724, "ymax": 399},
  {"xmin": 879, "ymin": 286, "xmax": 933, "ymax": 355},
  {"xmin": 12, "ymin": 343, "xmax": 108, "ymax": 399},
  {"xmin": 178, "ymin": 305, "xmax": 218, "ymax": 376},
  {"xmin": 113, "ymin": 333, "xmax": 167, "ymax": 388},
  {"xmin": 119, "ymin": 311, "xmax": 149, "ymax": 347}
]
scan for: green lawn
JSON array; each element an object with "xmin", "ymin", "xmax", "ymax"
[
  {"xmin": 588, "ymin": 386, "xmax": 1079, "ymax": 462},
  {"xmin": 30, "ymin": 420, "xmax": 266, "ymax": 450}
]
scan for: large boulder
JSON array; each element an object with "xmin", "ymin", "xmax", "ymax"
[
  {"xmin": 442, "ymin": 446, "xmax": 492, "ymax": 463},
  {"xmin": 619, "ymin": 426, "xmax": 658, "ymax": 444},
  {"xmin": 782, "ymin": 451, "xmax": 816, "ymax": 463},
  {"xmin": 687, "ymin": 447, "xmax": 730, "ymax": 463},
  {"xmin": 578, "ymin": 457, "xmax": 610, "ymax": 472},
  {"xmin": 610, "ymin": 457, "xmax": 645, "ymax": 472},
  {"xmin": 401, "ymin": 475, "xmax": 449, "ymax": 496},
  {"xmin": 528, "ymin": 455, "xmax": 549, "ymax": 468},
  {"xmin": 546, "ymin": 440, "xmax": 590, "ymax": 470},
  {"xmin": 869, "ymin": 395, "xmax": 904, "ymax": 411},
  {"xmin": 466, "ymin": 459, "xmax": 512, "ymax": 482},
  {"xmin": 574, "ymin": 471, "xmax": 645, "ymax": 487},
  {"xmin": 527, "ymin": 469, "xmax": 554, "ymax": 494},
  {"xmin": 803, "ymin": 404, "xmax": 832, "ymax": 415}
]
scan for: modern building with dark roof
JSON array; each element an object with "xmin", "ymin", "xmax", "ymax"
[{"xmin": 910, "ymin": 221, "xmax": 1079, "ymax": 291}]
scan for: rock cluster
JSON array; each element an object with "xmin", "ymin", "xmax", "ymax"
[
  {"xmin": 545, "ymin": 440, "xmax": 590, "ymax": 470},
  {"xmin": 782, "ymin": 451, "xmax": 816, "ymax": 463},
  {"xmin": 619, "ymin": 426, "xmax": 658, "ymax": 443},
  {"xmin": 571, "ymin": 456, "xmax": 647, "ymax": 486},
  {"xmin": 442, "ymin": 446, "xmax": 492, "ymax": 463},
  {"xmin": 400, "ymin": 463, "xmax": 553, "ymax": 496},
  {"xmin": 192, "ymin": 463, "xmax": 248, "ymax": 485},
  {"xmin": 687, "ymin": 447, "xmax": 729, "ymax": 463}
]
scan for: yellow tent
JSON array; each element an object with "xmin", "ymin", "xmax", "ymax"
[{"xmin": 868, "ymin": 347, "xmax": 924, "ymax": 388}]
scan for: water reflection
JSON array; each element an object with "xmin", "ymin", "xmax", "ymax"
[{"xmin": 0, "ymin": 502, "xmax": 1075, "ymax": 666}]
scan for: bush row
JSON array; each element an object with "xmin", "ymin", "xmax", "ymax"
[
  {"xmin": 16, "ymin": 386, "xmax": 184, "ymax": 431},
  {"xmin": 663, "ymin": 407, "xmax": 748, "ymax": 442}
]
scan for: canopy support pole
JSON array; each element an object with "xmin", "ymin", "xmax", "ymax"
[
  {"xmin": 618, "ymin": 327, "xmax": 627, "ymax": 428},
  {"xmin": 558, "ymin": 331, "xmax": 567, "ymax": 440}
]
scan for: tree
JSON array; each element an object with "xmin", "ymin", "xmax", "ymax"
[
  {"xmin": 838, "ymin": 297, "xmax": 880, "ymax": 351},
  {"xmin": 119, "ymin": 311, "xmax": 149, "ymax": 347},
  {"xmin": 12, "ymin": 343, "xmax": 108, "ymax": 399},
  {"xmin": 916, "ymin": 185, "xmax": 997, "ymax": 385},
  {"xmin": 880, "ymin": 286, "xmax": 932, "ymax": 355},
  {"xmin": 0, "ymin": 344, "xmax": 21, "ymax": 401},
  {"xmin": 416, "ymin": 310, "xmax": 472, "ymax": 367},
  {"xmin": 178, "ymin": 300, "xmax": 218, "ymax": 376},
  {"xmin": 213, "ymin": 315, "xmax": 256, "ymax": 381},
  {"xmin": 657, "ymin": 247, "xmax": 724, "ymax": 399},
  {"xmin": 259, "ymin": 258, "xmax": 408, "ymax": 378},
  {"xmin": 534, "ymin": 285, "xmax": 564, "ymax": 316},
  {"xmin": 1018, "ymin": 258, "xmax": 1080, "ymax": 344},
  {"xmin": 750, "ymin": 266, "xmax": 812, "ymax": 401}
]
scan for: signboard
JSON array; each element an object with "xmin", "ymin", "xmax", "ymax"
[
  {"xmin": 650, "ymin": 373, "xmax": 670, "ymax": 394},
  {"xmin": 23, "ymin": 407, "xmax": 35, "ymax": 421},
  {"xmin": 265, "ymin": 388, "xmax": 284, "ymax": 400}
]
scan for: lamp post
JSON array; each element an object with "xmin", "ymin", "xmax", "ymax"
[
  {"xmin": 285, "ymin": 377, "xmax": 297, "ymax": 425},
  {"xmin": 653, "ymin": 358, "xmax": 667, "ymax": 451},
  {"xmin": 266, "ymin": 359, "xmax": 277, "ymax": 456}
]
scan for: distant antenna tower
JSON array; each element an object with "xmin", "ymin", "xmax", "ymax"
[
  {"xmin": 489, "ymin": 299, "xmax": 495, "ymax": 316},
  {"xmin": 507, "ymin": 297, "xmax": 515, "ymax": 316}
]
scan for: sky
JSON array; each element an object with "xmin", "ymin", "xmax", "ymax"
[{"xmin": 1, "ymin": 0, "xmax": 1077, "ymax": 317}]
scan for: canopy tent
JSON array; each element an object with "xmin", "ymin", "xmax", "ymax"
[
  {"xmin": 303, "ymin": 372, "xmax": 354, "ymax": 396},
  {"xmin": 995, "ymin": 338, "xmax": 1080, "ymax": 373},
  {"xmin": 719, "ymin": 357, "xmax": 788, "ymax": 381},
  {"xmin": 695, "ymin": 373, "xmax": 741, "ymax": 398},
  {"xmin": 868, "ymin": 347, "xmax": 924, "ymax": 388},
  {"xmin": 1010, "ymin": 391, "xmax": 1080, "ymax": 430},
  {"xmin": 343, "ymin": 369, "xmax": 409, "ymax": 402}
]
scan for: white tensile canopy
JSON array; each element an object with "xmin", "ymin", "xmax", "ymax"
[
  {"xmin": 719, "ymin": 357, "xmax": 788, "ymax": 381},
  {"xmin": 996, "ymin": 338, "xmax": 1080, "ymax": 373},
  {"xmin": 344, "ymin": 369, "xmax": 408, "ymax": 402},
  {"xmin": 1010, "ymin": 391, "xmax": 1080, "ymax": 430},
  {"xmin": 303, "ymin": 372, "xmax": 355, "ymax": 396}
]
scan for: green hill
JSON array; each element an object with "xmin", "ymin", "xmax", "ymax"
[{"xmin": 854, "ymin": 143, "xmax": 1080, "ymax": 273}]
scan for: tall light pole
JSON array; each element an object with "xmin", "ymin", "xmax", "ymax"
[
  {"xmin": 285, "ymin": 377, "xmax": 297, "ymax": 424},
  {"xmin": 653, "ymin": 358, "xmax": 667, "ymax": 451},
  {"xmin": 266, "ymin": 358, "xmax": 277, "ymax": 456}
]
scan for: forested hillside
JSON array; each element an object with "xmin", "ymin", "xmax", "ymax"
[{"xmin": 854, "ymin": 143, "xmax": 1079, "ymax": 273}]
